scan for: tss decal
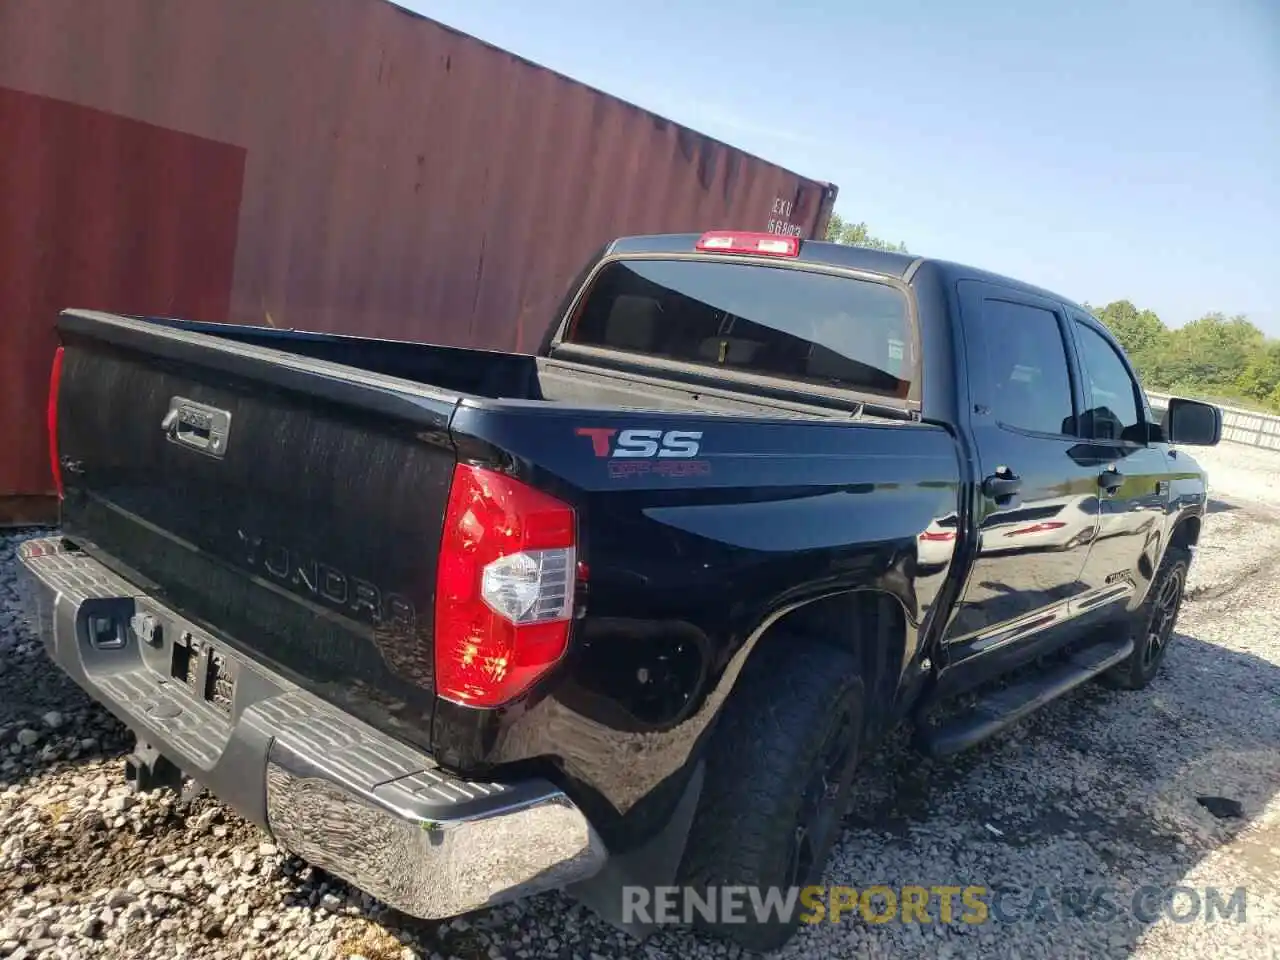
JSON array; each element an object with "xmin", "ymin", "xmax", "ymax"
[{"xmin": 575, "ymin": 427, "xmax": 703, "ymax": 459}]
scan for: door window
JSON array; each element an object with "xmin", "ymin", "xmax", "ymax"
[
  {"xmin": 980, "ymin": 299, "xmax": 1077, "ymax": 436},
  {"xmin": 1073, "ymin": 322, "xmax": 1144, "ymax": 443}
]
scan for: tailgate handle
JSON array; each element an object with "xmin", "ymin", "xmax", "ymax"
[{"xmin": 163, "ymin": 397, "xmax": 232, "ymax": 459}]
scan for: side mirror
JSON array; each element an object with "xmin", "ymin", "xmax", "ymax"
[{"xmin": 1161, "ymin": 397, "xmax": 1222, "ymax": 446}]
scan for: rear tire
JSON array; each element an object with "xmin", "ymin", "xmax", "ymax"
[
  {"xmin": 676, "ymin": 638, "xmax": 864, "ymax": 953},
  {"xmin": 1103, "ymin": 547, "xmax": 1189, "ymax": 690}
]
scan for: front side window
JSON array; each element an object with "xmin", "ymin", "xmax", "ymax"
[
  {"xmin": 1073, "ymin": 322, "xmax": 1144, "ymax": 442},
  {"xmin": 564, "ymin": 259, "xmax": 914, "ymax": 400}
]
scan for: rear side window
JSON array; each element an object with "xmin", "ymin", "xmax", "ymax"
[
  {"xmin": 1073, "ymin": 322, "xmax": 1143, "ymax": 442},
  {"xmin": 980, "ymin": 299, "xmax": 1076, "ymax": 436},
  {"xmin": 564, "ymin": 259, "xmax": 913, "ymax": 400}
]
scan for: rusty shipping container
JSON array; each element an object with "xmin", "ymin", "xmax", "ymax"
[{"xmin": 0, "ymin": 0, "xmax": 836, "ymax": 522}]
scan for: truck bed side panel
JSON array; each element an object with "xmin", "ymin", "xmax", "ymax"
[{"xmin": 436, "ymin": 402, "xmax": 963, "ymax": 834}]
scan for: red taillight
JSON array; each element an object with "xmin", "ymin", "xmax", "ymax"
[
  {"xmin": 695, "ymin": 231, "xmax": 800, "ymax": 258},
  {"xmin": 434, "ymin": 464, "xmax": 578, "ymax": 708},
  {"xmin": 47, "ymin": 346, "xmax": 65, "ymax": 499}
]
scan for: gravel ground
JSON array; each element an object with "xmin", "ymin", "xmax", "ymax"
[{"xmin": 2, "ymin": 443, "xmax": 1279, "ymax": 960}]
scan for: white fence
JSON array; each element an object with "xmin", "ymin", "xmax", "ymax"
[{"xmin": 1146, "ymin": 392, "xmax": 1280, "ymax": 452}]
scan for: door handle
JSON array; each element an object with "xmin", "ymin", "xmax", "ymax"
[
  {"xmin": 982, "ymin": 468, "xmax": 1022, "ymax": 504},
  {"xmin": 1099, "ymin": 467, "xmax": 1124, "ymax": 494}
]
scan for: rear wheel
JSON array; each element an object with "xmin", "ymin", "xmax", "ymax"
[
  {"xmin": 1103, "ymin": 547, "xmax": 1189, "ymax": 690},
  {"xmin": 677, "ymin": 639, "xmax": 864, "ymax": 952}
]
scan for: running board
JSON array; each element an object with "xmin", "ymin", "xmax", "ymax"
[{"xmin": 915, "ymin": 635, "xmax": 1134, "ymax": 758}]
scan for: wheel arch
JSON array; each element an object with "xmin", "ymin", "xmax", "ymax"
[
  {"xmin": 725, "ymin": 587, "xmax": 914, "ymax": 744},
  {"xmin": 1169, "ymin": 514, "xmax": 1201, "ymax": 553}
]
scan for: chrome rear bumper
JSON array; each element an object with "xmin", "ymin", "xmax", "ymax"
[{"xmin": 17, "ymin": 536, "xmax": 606, "ymax": 918}]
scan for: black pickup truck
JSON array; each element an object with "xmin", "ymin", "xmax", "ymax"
[{"xmin": 21, "ymin": 231, "xmax": 1221, "ymax": 951}]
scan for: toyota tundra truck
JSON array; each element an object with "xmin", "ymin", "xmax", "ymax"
[{"xmin": 20, "ymin": 231, "xmax": 1222, "ymax": 951}]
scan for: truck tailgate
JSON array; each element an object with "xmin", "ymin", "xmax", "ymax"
[{"xmin": 52, "ymin": 310, "xmax": 460, "ymax": 747}]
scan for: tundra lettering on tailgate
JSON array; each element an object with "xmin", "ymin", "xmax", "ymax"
[
  {"xmin": 575, "ymin": 427, "xmax": 711, "ymax": 479},
  {"xmin": 236, "ymin": 530, "xmax": 416, "ymax": 632}
]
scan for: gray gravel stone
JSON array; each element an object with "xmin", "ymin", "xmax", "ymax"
[
  {"xmin": 78, "ymin": 914, "xmax": 103, "ymax": 938},
  {"xmin": 104, "ymin": 889, "xmax": 136, "ymax": 910}
]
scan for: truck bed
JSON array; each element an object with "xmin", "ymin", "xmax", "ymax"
[{"xmin": 148, "ymin": 316, "xmax": 907, "ymax": 422}]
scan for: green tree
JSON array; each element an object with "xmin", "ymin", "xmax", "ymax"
[
  {"xmin": 1082, "ymin": 301, "xmax": 1279, "ymax": 412},
  {"xmin": 1237, "ymin": 341, "xmax": 1280, "ymax": 401},
  {"xmin": 1092, "ymin": 300, "xmax": 1168, "ymax": 382},
  {"xmin": 1157, "ymin": 313, "xmax": 1265, "ymax": 390},
  {"xmin": 824, "ymin": 212, "xmax": 909, "ymax": 253},
  {"xmin": 1094, "ymin": 300, "xmax": 1167, "ymax": 357}
]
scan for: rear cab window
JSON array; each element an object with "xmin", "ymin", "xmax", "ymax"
[{"xmin": 561, "ymin": 259, "xmax": 915, "ymax": 402}]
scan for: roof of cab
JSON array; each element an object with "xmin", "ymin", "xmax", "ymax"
[{"xmin": 606, "ymin": 233, "xmax": 1092, "ymax": 317}]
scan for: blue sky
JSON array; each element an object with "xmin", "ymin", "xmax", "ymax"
[{"xmin": 402, "ymin": 0, "xmax": 1279, "ymax": 334}]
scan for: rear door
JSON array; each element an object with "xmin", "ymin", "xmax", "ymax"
[
  {"xmin": 940, "ymin": 281, "xmax": 1101, "ymax": 686},
  {"xmin": 1066, "ymin": 312, "xmax": 1173, "ymax": 613}
]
